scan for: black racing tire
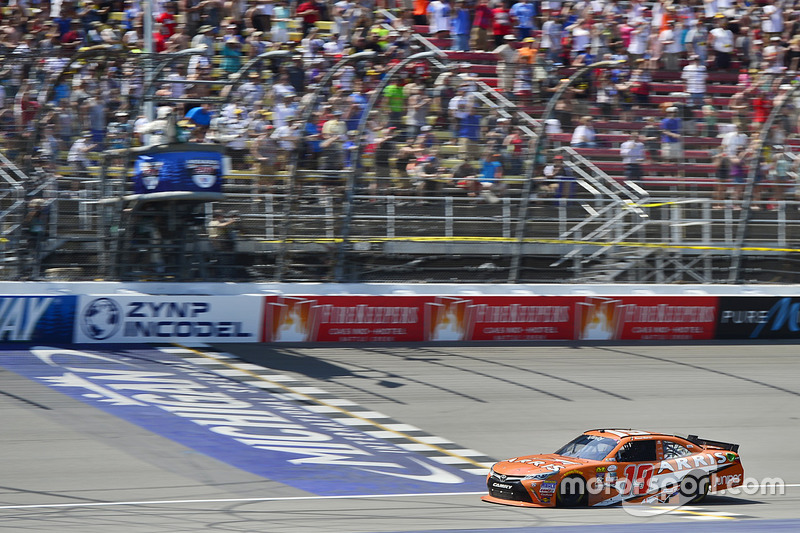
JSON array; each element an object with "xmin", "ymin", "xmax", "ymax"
[
  {"xmin": 557, "ymin": 475, "xmax": 587, "ymax": 507},
  {"xmin": 680, "ymin": 474, "xmax": 709, "ymax": 504}
]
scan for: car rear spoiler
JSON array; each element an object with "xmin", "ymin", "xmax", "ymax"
[{"xmin": 686, "ymin": 435, "xmax": 739, "ymax": 453}]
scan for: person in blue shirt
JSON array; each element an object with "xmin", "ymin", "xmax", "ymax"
[
  {"xmin": 660, "ymin": 106, "xmax": 683, "ymax": 174},
  {"xmin": 479, "ymin": 152, "xmax": 505, "ymax": 203},
  {"xmin": 510, "ymin": 0, "xmax": 536, "ymax": 40},
  {"xmin": 450, "ymin": 0, "xmax": 472, "ymax": 51},
  {"xmin": 302, "ymin": 117, "xmax": 323, "ymax": 170},
  {"xmin": 457, "ymin": 112, "xmax": 481, "ymax": 159}
]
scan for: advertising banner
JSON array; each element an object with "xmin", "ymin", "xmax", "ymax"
[
  {"xmin": 574, "ymin": 296, "xmax": 718, "ymax": 341},
  {"xmin": 263, "ymin": 295, "xmax": 719, "ymax": 343},
  {"xmin": 74, "ymin": 295, "xmax": 263, "ymax": 343},
  {"xmin": 716, "ymin": 296, "xmax": 800, "ymax": 339},
  {"xmin": 133, "ymin": 150, "xmax": 223, "ymax": 194},
  {"xmin": 263, "ymin": 295, "xmax": 428, "ymax": 343},
  {"xmin": 0, "ymin": 295, "xmax": 76, "ymax": 342}
]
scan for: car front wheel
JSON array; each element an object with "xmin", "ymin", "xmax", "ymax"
[{"xmin": 557, "ymin": 475, "xmax": 587, "ymax": 507}]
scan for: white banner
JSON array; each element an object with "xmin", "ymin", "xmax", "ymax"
[{"xmin": 74, "ymin": 295, "xmax": 263, "ymax": 343}]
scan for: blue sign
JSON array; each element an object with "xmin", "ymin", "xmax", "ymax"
[
  {"xmin": 133, "ymin": 150, "xmax": 223, "ymax": 194},
  {"xmin": 0, "ymin": 296, "xmax": 76, "ymax": 342},
  {"xmin": 717, "ymin": 297, "xmax": 800, "ymax": 339},
  {"xmin": 0, "ymin": 346, "xmax": 484, "ymax": 496}
]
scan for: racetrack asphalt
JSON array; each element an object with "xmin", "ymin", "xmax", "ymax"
[{"xmin": 0, "ymin": 342, "xmax": 798, "ymax": 532}]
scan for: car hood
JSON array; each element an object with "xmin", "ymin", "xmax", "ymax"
[{"xmin": 491, "ymin": 454, "xmax": 596, "ymax": 476}]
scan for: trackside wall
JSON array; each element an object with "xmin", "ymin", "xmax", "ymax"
[{"xmin": 0, "ymin": 283, "xmax": 798, "ymax": 343}]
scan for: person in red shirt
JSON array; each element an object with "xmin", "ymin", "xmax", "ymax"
[
  {"xmin": 471, "ymin": 0, "xmax": 493, "ymax": 51},
  {"xmin": 492, "ymin": 3, "xmax": 513, "ymax": 47},
  {"xmin": 156, "ymin": 2, "xmax": 178, "ymax": 37},
  {"xmin": 296, "ymin": 0, "xmax": 319, "ymax": 36},
  {"xmin": 751, "ymin": 89, "xmax": 772, "ymax": 126}
]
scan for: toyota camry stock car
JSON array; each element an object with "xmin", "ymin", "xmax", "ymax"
[{"xmin": 482, "ymin": 429, "xmax": 743, "ymax": 507}]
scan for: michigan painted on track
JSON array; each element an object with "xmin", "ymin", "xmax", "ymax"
[{"xmin": 0, "ymin": 344, "xmax": 489, "ymax": 497}]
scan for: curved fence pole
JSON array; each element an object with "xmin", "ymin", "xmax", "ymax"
[
  {"xmin": 219, "ymin": 49, "xmax": 291, "ymax": 100},
  {"xmin": 728, "ymin": 80, "xmax": 800, "ymax": 282},
  {"xmin": 507, "ymin": 59, "xmax": 623, "ymax": 283},
  {"xmin": 333, "ymin": 50, "xmax": 440, "ymax": 282},
  {"xmin": 141, "ymin": 45, "xmax": 210, "ymax": 109},
  {"xmin": 275, "ymin": 50, "xmax": 377, "ymax": 281}
]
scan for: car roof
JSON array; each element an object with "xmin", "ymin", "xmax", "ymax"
[{"xmin": 584, "ymin": 429, "xmax": 681, "ymax": 440}]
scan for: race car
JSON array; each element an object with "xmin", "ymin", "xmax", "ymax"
[{"xmin": 482, "ymin": 429, "xmax": 743, "ymax": 508}]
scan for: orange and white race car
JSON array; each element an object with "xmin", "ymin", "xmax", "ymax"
[{"xmin": 482, "ymin": 429, "xmax": 744, "ymax": 507}]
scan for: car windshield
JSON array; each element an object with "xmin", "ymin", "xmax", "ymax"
[{"xmin": 555, "ymin": 434, "xmax": 617, "ymax": 461}]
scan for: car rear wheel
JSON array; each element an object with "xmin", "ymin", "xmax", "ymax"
[
  {"xmin": 557, "ymin": 476, "xmax": 587, "ymax": 507},
  {"xmin": 680, "ymin": 474, "xmax": 709, "ymax": 503}
]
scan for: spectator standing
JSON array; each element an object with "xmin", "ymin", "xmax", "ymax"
[
  {"xmin": 67, "ymin": 133, "xmax": 96, "ymax": 175},
  {"xmin": 544, "ymin": 154, "xmax": 575, "ymax": 203},
  {"xmin": 660, "ymin": 106, "xmax": 683, "ymax": 173},
  {"xmin": 570, "ymin": 115, "xmax": 597, "ymax": 148},
  {"xmin": 427, "ymin": 0, "xmax": 451, "ymax": 38},
  {"xmin": 769, "ymin": 145, "xmax": 793, "ymax": 208},
  {"xmin": 251, "ymin": 125, "xmax": 277, "ymax": 193},
  {"xmin": 371, "ymin": 126, "xmax": 397, "ymax": 195},
  {"xmin": 709, "ymin": 15, "xmax": 735, "ymax": 71},
  {"xmin": 540, "ymin": 11, "xmax": 562, "ymax": 63},
  {"xmin": 457, "ymin": 109, "xmax": 481, "ymax": 160},
  {"xmin": 494, "ymin": 34, "xmax": 518, "ymax": 97},
  {"xmin": 502, "ymin": 126, "xmax": 526, "ymax": 176},
  {"xmin": 510, "ymin": 0, "xmax": 536, "ymax": 41},
  {"xmin": 479, "ymin": 152, "xmax": 505, "ymax": 203},
  {"xmin": 658, "ymin": 20, "xmax": 680, "ymax": 71},
  {"xmin": 682, "ymin": 55, "xmax": 707, "ymax": 109},
  {"xmin": 471, "ymin": 0, "xmax": 494, "ymax": 52},
  {"xmin": 620, "ymin": 131, "xmax": 645, "ymax": 182},
  {"xmin": 405, "ymin": 85, "xmax": 430, "ymax": 140},
  {"xmin": 491, "ymin": 0, "xmax": 513, "ymax": 47},
  {"xmin": 383, "ymin": 79, "xmax": 407, "ymax": 131},
  {"xmin": 450, "ymin": 0, "xmax": 470, "ymax": 51},
  {"xmin": 296, "ymin": 0, "xmax": 320, "ymax": 37},
  {"xmin": 272, "ymin": 0, "xmax": 290, "ymax": 42},
  {"xmin": 684, "ymin": 19, "xmax": 708, "ymax": 64},
  {"xmin": 712, "ymin": 147, "xmax": 731, "ymax": 209},
  {"xmin": 321, "ymin": 110, "xmax": 347, "ymax": 170}
]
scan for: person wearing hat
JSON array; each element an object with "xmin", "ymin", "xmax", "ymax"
[
  {"xmin": 412, "ymin": 154, "xmax": 446, "ymax": 201},
  {"xmin": 192, "ymin": 24, "xmax": 216, "ymax": 57},
  {"xmin": 660, "ymin": 106, "xmax": 683, "ymax": 172},
  {"xmin": 494, "ymin": 33, "xmax": 519, "ymax": 97},
  {"xmin": 709, "ymin": 14, "xmax": 734, "ymax": 71},
  {"xmin": 542, "ymin": 154, "xmax": 573, "ymax": 202}
]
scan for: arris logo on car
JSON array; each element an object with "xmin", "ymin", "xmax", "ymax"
[{"xmin": 81, "ymin": 298, "xmax": 123, "ymax": 340}]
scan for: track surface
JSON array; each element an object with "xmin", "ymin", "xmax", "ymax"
[{"xmin": 0, "ymin": 342, "xmax": 799, "ymax": 532}]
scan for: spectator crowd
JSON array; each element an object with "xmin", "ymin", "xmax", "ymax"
[{"xmin": 2, "ymin": 0, "xmax": 800, "ymax": 208}]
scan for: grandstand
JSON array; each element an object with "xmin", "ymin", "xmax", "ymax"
[{"xmin": 2, "ymin": 1, "xmax": 800, "ymax": 284}]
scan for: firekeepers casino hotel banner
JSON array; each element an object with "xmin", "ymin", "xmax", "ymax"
[
  {"xmin": 262, "ymin": 295, "xmax": 720, "ymax": 342},
  {"xmin": 5, "ymin": 294, "xmax": 800, "ymax": 343}
]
